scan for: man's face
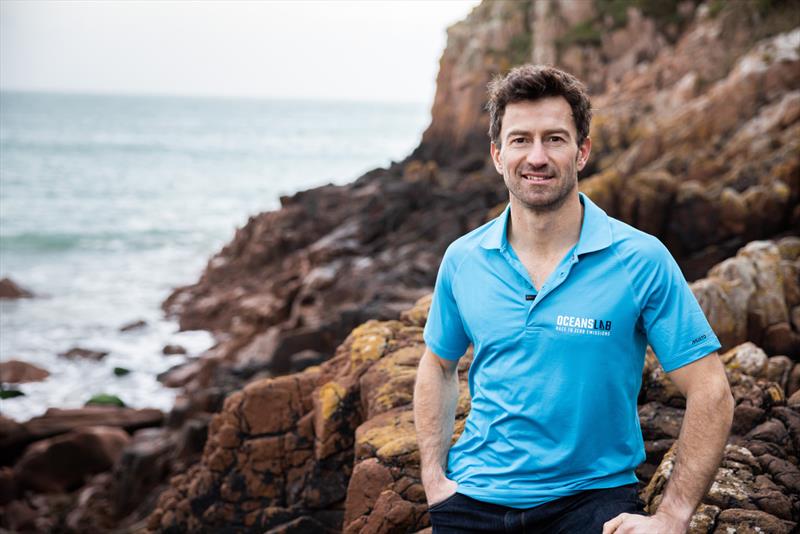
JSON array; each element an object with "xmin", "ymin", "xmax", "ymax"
[{"xmin": 490, "ymin": 96, "xmax": 591, "ymax": 212}]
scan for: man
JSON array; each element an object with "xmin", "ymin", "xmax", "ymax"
[{"xmin": 413, "ymin": 65, "xmax": 734, "ymax": 534}]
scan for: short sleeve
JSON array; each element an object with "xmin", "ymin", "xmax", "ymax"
[
  {"xmin": 423, "ymin": 246, "xmax": 471, "ymax": 360},
  {"xmin": 633, "ymin": 239, "xmax": 721, "ymax": 372}
]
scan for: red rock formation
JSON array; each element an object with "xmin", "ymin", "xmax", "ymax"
[
  {"xmin": 140, "ymin": 1, "xmax": 799, "ymax": 531},
  {"xmin": 14, "ymin": 426, "xmax": 130, "ymax": 493},
  {"xmin": 146, "ymin": 236, "xmax": 800, "ymax": 532},
  {"xmin": 161, "ymin": 169, "xmax": 506, "ymax": 392},
  {"xmin": 0, "ymin": 277, "xmax": 33, "ymax": 299},
  {"xmin": 4, "ymin": 1, "xmax": 799, "ymax": 532},
  {"xmin": 58, "ymin": 347, "xmax": 109, "ymax": 361},
  {"xmin": 581, "ymin": 24, "xmax": 800, "ymax": 276},
  {"xmin": 0, "ymin": 360, "xmax": 50, "ymax": 384},
  {"xmin": 0, "ymin": 406, "xmax": 163, "ymax": 464},
  {"xmin": 693, "ymin": 237, "xmax": 800, "ymax": 357},
  {"xmin": 162, "ymin": 1, "xmax": 799, "ymax": 402}
]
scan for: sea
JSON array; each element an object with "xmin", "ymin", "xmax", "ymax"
[{"xmin": 0, "ymin": 91, "xmax": 429, "ymax": 421}]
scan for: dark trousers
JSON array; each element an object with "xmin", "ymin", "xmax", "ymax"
[{"xmin": 428, "ymin": 483, "xmax": 647, "ymax": 533}]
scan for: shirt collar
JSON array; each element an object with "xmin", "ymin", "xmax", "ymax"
[{"xmin": 479, "ymin": 192, "xmax": 613, "ymax": 256}]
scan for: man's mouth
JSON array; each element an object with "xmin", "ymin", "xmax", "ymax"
[{"xmin": 522, "ymin": 173, "xmax": 554, "ymax": 182}]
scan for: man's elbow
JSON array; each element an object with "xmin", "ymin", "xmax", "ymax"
[
  {"xmin": 691, "ymin": 374, "xmax": 735, "ymax": 425},
  {"xmin": 717, "ymin": 381, "xmax": 735, "ymax": 427},
  {"xmin": 419, "ymin": 346, "xmax": 459, "ymax": 379}
]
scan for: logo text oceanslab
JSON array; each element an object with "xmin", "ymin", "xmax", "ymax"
[{"xmin": 555, "ymin": 315, "xmax": 612, "ymax": 336}]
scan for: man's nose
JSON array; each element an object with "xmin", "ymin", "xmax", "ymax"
[{"xmin": 525, "ymin": 139, "xmax": 548, "ymax": 167}]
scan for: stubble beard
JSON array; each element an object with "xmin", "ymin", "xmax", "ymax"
[{"xmin": 505, "ymin": 160, "xmax": 579, "ymax": 214}]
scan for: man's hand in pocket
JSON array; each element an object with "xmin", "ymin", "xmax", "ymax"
[{"xmin": 426, "ymin": 477, "xmax": 458, "ymax": 507}]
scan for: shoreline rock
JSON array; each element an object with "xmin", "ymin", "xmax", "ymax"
[
  {"xmin": 0, "ymin": 406, "xmax": 164, "ymax": 465},
  {"xmin": 1, "ymin": 1, "xmax": 798, "ymax": 532},
  {"xmin": 0, "ymin": 360, "xmax": 50, "ymax": 384},
  {"xmin": 58, "ymin": 347, "xmax": 109, "ymax": 361},
  {"xmin": 119, "ymin": 319, "xmax": 148, "ymax": 332},
  {"xmin": 0, "ymin": 278, "xmax": 34, "ymax": 299},
  {"xmin": 14, "ymin": 426, "xmax": 131, "ymax": 493},
  {"xmin": 147, "ymin": 268, "xmax": 800, "ymax": 531}
]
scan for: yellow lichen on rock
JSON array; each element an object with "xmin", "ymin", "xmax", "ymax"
[
  {"xmin": 357, "ymin": 413, "xmax": 411, "ymax": 452},
  {"xmin": 349, "ymin": 320, "xmax": 394, "ymax": 366},
  {"xmin": 765, "ymin": 383, "xmax": 785, "ymax": 404},
  {"xmin": 360, "ymin": 345, "xmax": 424, "ymax": 419},
  {"xmin": 372, "ymin": 381, "xmax": 414, "ymax": 415},
  {"xmin": 376, "ymin": 434, "xmax": 419, "ymax": 462},
  {"xmin": 318, "ymin": 380, "xmax": 347, "ymax": 421}
]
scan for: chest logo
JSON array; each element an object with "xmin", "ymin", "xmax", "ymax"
[{"xmin": 555, "ymin": 314, "xmax": 612, "ymax": 337}]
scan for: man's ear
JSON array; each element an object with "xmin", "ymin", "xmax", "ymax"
[
  {"xmin": 490, "ymin": 142, "xmax": 503, "ymax": 175},
  {"xmin": 576, "ymin": 137, "xmax": 592, "ymax": 171}
]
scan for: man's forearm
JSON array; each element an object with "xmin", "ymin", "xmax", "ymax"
[
  {"xmin": 656, "ymin": 383, "xmax": 734, "ymax": 526},
  {"xmin": 413, "ymin": 349, "xmax": 460, "ymax": 486}
]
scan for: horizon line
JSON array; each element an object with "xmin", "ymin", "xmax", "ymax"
[{"xmin": 0, "ymin": 86, "xmax": 429, "ymax": 107}]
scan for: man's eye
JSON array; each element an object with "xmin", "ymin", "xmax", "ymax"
[
  {"xmin": 511, "ymin": 138, "xmax": 526, "ymax": 144},
  {"xmin": 547, "ymin": 136, "xmax": 565, "ymax": 143}
]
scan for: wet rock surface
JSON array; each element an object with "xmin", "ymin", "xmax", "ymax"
[
  {"xmin": 0, "ymin": 406, "xmax": 164, "ymax": 464},
  {"xmin": 0, "ymin": 411, "xmax": 208, "ymax": 532},
  {"xmin": 58, "ymin": 347, "xmax": 110, "ymax": 361},
  {"xmin": 0, "ymin": 360, "xmax": 50, "ymax": 384},
  {"xmin": 119, "ymin": 319, "xmax": 148, "ymax": 332},
  {"xmin": 13, "ymin": 426, "xmax": 130, "ymax": 493},
  {"xmin": 148, "ymin": 259, "xmax": 800, "ymax": 532},
  {"xmin": 0, "ymin": 277, "xmax": 34, "ymax": 299}
]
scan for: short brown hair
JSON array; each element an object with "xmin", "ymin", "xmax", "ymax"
[{"xmin": 487, "ymin": 65, "xmax": 592, "ymax": 147}]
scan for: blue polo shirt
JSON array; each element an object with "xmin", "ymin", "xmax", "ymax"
[{"xmin": 423, "ymin": 192, "xmax": 720, "ymax": 509}]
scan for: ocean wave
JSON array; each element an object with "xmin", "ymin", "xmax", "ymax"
[
  {"xmin": 0, "ymin": 137, "xmax": 250, "ymax": 158},
  {"xmin": 0, "ymin": 228, "xmax": 203, "ymax": 252}
]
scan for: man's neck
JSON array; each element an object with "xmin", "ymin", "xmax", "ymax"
[{"xmin": 506, "ymin": 191, "xmax": 583, "ymax": 259}]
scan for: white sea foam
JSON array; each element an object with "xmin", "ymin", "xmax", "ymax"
[{"xmin": 0, "ymin": 91, "xmax": 428, "ymax": 421}]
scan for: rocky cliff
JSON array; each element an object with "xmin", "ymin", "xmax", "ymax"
[
  {"xmin": 161, "ymin": 0, "xmax": 799, "ymax": 398},
  {"xmin": 142, "ymin": 0, "xmax": 799, "ymax": 532},
  {"xmin": 2, "ymin": 0, "xmax": 798, "ymax": 532},
  {"xmin": 146, "ymin": 237, "xmax": 800, "ymax": 533}
]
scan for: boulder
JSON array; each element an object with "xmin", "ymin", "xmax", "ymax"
[
  {"xmin": 0, "ymin": 466, "xmax": 17, "ymax": 505},
  {"xmin": 111, "ymin": 427, "xmax": 175, "ymax": 517},
  {"xmin": 13, "ymin": 426, "xmax": 130, "ymax": 493},
  {"xmin": 0, "ymin": 406, "xmax": 163, "ymax": 463},
  {"xmin": 162, "ymin": 344, "xmax": 187, "ymax": 355},
  {"xmin": 693, "ymin": 240, "xmax": 800, "ymax": 354},
  {"xmin": 0, "ymin": 360, "xmax": 49, "ymax": 383},
  {"xmin": 147, "ymin": 290, "xmax": 800, "ymax": 534},
  {"xmin": 119, "ymin": 319, "xmax": 147, "ymax": 332},
  {"xmin": 59, "ymin": 347, "xmax": 109, "ymax": 361},
  {"xmin": 64, "ymin": 473, "xmax": 117, "ymax": 533},
  {"xmin": 713, "ymin": 509, "xmax": 796, "ymax": 534},
  {"xmin": 0, "ymin": 277, "xmax": 33, "ymax": 299}
]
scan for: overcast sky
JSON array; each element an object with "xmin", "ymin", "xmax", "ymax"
[{"xmin": 0, "ymin": 0, "xmax": 480, "ymax": 104}]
